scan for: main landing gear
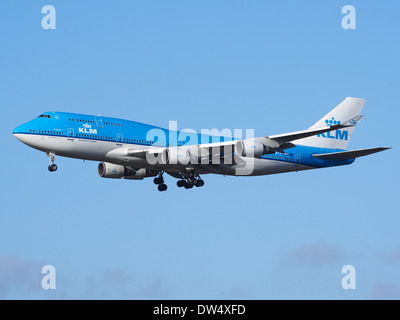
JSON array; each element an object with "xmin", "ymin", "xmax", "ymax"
[
  {"xmin": 154, "ymin": 170, "xmax": 205, "ymax": 191},
  {"xmin": 176, "ymin": 170, "xmax": 205, "ymax": 189},
  {"xmin": 47, "ymin": 152, "xmax": 58, "ymax": 172},
  {"xmin": 153, "ymin": 171, "xmax": 168, "ymax": 192}
]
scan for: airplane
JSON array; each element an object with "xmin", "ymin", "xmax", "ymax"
[{"xmin": 13, "ymin": 97, "xmax": 389, "ymax": 191}]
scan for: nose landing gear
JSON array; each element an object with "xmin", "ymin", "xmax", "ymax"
[{"xmin": 47, "ymin": 152, "xmax": 58, "ymax": 172}]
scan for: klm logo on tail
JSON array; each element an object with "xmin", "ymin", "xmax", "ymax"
[{"xmin": 317, "ymin": 117, "xmax": 348, "ymax": 141}]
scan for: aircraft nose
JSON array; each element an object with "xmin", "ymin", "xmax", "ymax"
[
  {"xmin": 13, "ymin": 126, "xmax": 21, "ymax": 135},
  {"xmin": 13, "ymin": 124, "xmax": 29, "ymax": 142},
  {"xmin": 13, "ymin": 124, "xmax": 25, "ymax": 135}
]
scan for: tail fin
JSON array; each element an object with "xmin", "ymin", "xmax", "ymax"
[{"xmin": 296, "ymin": 97, "xmax": 366, "ymax": 150}]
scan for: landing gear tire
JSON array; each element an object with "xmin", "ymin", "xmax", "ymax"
[
  {"xmin": 47, "ymin": 152, "xmax": 57, "ymax": 172},
  {"xmin": 177, "ymin": 180, "xmax": 185, "ymax": 188},
  {"xmin": 48, "ymin": 164, "xmax": 58, "ymax": 172},
  {"xmin": 154, "ymin": 171, "xmax": 167, "ymax": 191},
  {"xmin": 184, "ymin": 181, "xmax": 194, "ymax": 189},
  {"xmin": 178, "ymin": 171, "xmax": 205, "ymax": 189}
]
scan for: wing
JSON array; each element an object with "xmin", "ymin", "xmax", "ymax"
[{"xmin": 105, "ymin": 116, "xmax": 360, "ymax": 170}]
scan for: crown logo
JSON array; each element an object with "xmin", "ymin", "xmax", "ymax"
[
  {"xmin": 83, "ymin": 123, "xmax": 92, "ymax": 129},
  {"xmin": 325, "ymin": 117, "xmax": 341, "ymax": 126}
]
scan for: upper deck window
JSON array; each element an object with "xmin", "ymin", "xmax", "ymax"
[
  {"xmin": 104, "ymin": 121, "xmax": 123, "ymax": 126},
  {"xmin": 38, "ymin": 114, "xmax": 51, "ymax": 119},
  {"xmin": 68, "ymin": 118, "xmax": 96, "ymax": 123}
]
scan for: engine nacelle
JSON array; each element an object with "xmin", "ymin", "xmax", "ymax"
[
  {"xmin": 98, "ymin": 162, "xmax": 126, "ymax": 178},
  {"xmin": 98, "ymin": 162, "xmax": 156, "ymax": 180},
  {"xmin": 161, "ymin": 147, "xmax": 192, "ymax": 165},
  {"xmin": 235, "ymin": 140, "xmax": 270, "ymax": 158}
]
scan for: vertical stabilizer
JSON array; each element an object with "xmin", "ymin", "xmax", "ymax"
[{"xmin": 296, "ymin": 97, "xmax": 365, "ymax": 150}]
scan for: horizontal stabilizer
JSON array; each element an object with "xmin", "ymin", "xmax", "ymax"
[{"xmin": 312, "ymin": 147, "xmax": 390, "ymax": 160}]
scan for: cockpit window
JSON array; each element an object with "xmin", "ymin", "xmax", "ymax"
[{"xmin": 38, "ymin": 115, "xmax": 51, "ymax": 118}]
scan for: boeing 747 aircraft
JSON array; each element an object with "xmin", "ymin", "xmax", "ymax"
[{"xmin": 13, "ymin": 98, "xmax": 389, "ymax": 191}]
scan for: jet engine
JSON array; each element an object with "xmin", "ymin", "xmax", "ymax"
[
  {"xmin": 235, "ymin": 140, "xmax": 271, "ymax": 158},
  {"xmin": 161, "ymin": 147, "xmax": 192, "ymax": 165},
  {"xmin": 97, "ymin": 162, "xmax": 156, "ymax": 180}
]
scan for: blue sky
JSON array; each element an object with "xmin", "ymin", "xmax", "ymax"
[{"xmin": 1, "ymin": 0, "xmax": 399, "ymax": 299}]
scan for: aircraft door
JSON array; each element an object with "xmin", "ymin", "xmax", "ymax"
[
  {"xmin": 295, "ymin": 154, "xmax": 301, "ymax": 166},
  {"xmin": 67, "ymin": 128, "xmax": 74, "ymax": 140},
  {"xmin": 95, "ymin": 116, "xmax": 103, "ymax": 128},
  {"xmin": 116, "ymin": 133, "xmax": 123, "ymax": 145}
]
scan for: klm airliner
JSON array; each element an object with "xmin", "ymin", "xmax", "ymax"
[{"xmin": 13, "ymin": 97, "xmax": 389, "ymax": 191}]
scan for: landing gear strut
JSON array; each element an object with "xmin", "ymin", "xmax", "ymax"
[
  {"xmin": 153, "ymin": 171, "xmax": 167, "ymax": 192},
  {"xmin": 47, "ymin": 152, "xmax": 58, "ymax": 172},
  {"xmin": 176, "ymin": 170, "xmax": 205, "ymax": 189}
]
